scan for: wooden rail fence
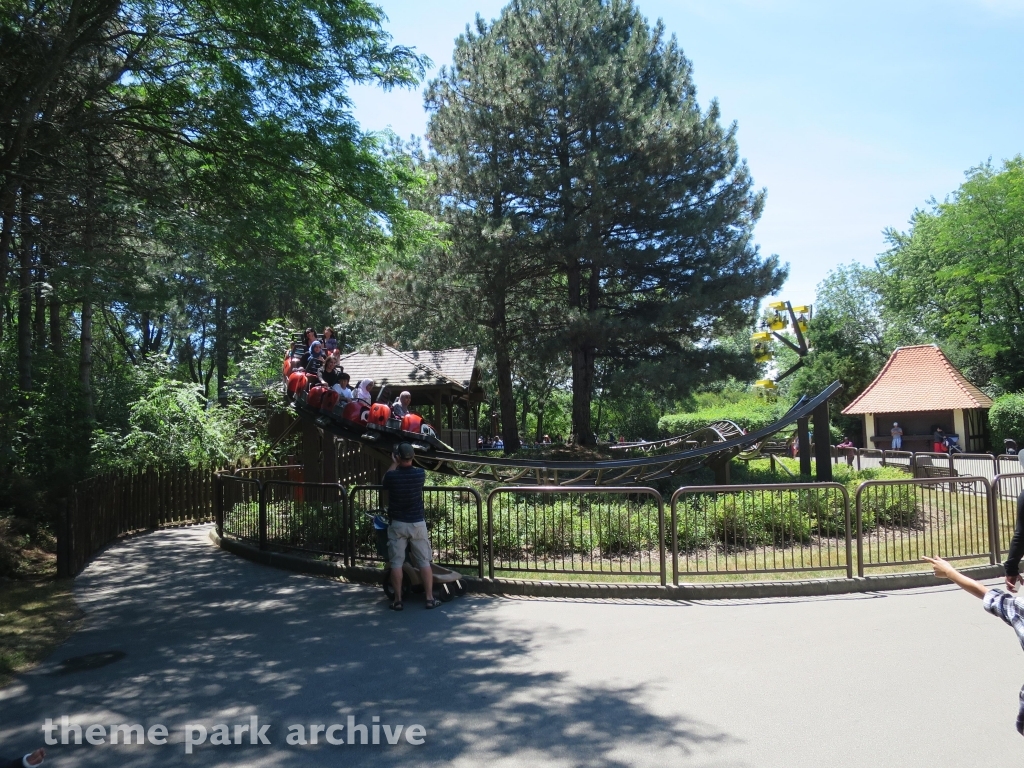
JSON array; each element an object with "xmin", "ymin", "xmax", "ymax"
[{"xmin": 58, "ymin": 466, "xmax": 218, "ymax": 577}]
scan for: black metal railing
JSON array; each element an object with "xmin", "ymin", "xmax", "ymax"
[
  {"xmin": 855, "ymin": 476, "xmax": 993, "ymax": 576},
  {"xmin": 671, "ymin": 483, "xmax": 851, "ymax": 582},
  {"xmin": 212, "ymin": 470, "xmax": 1024, "ymax": 584},
  {"xmin": 992, "ymin": 473, "xmax": 1024, "ymax": 562},
  {"xmin": 303, "ymin": 483, "xmax": 484, "ymax": 573},
  {"xmin": 486, "ymin": 487, "xmax": 666, "ymax": 584}
]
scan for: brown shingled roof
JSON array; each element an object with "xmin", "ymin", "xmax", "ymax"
[
  {"xmin": 842, "ymin": 344, "xmax": 993, "ymax": 415},
  {"xmin": 336, "ymin": 343, "xmax": 477, "ymax": 392}
]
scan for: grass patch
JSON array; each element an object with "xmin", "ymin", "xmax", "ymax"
[
  {"xmin": 0, "ymin": 579, "xmax": 83, "ymax": 688},
  {"xmin": 0, "ymin": 515, "xmax": 57, "ymax": 579}
]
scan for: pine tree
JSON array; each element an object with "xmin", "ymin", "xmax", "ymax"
[{"xmin": 428, "ymin": 0, "xmax": 784, "ymax": 443}]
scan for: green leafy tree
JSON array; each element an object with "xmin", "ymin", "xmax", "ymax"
[
  {"xmin": 878, "ymin": 157, "xmax": 1024, "ymax": 391},
  {"xmin": 426, "ymin": 0, "xmax": 784, "ymax": 445}
]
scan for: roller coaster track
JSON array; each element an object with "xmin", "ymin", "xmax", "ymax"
[{"xmin": 293, "ymin": 380, "xmax": 842, "ymax": 487}]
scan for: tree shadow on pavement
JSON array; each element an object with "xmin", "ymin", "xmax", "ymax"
[{"xmin": 0, "ymin": 526, "xmax": 740, "ymax": 767}]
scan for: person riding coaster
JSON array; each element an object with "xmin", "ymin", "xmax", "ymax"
[{"xmin": 285, "ymin": 364, "xmax": 453, "ymax": 455}]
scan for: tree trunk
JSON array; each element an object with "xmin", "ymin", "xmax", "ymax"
[
  {"xmin": 520, "ymin": 386, "xmax": 529, "ymax": 436},
  {"xmin": 535, "ymin": 397, "xmax": 546, "ymax": 443},
  {"xmin": 494, "ymin": 341, "xmax": 520, "ymax": 455},
  {"xmin": 49, "ymin": 292, "xmax": 62, "ymax": 354},
  {"xmin": 140, "ymin": 310, "xmax": 151, "ymax": 355},
  {"xmin": 79, "ymin": 293, "xmax": 94, "ymax": 422},
  {"xmin": 215, "ymin": 295, "xmax": 228, "ymax": 406},
  {"xmin": 570, "ymin": 346, "xmax": 594, "ymax": 444},
  {"xmin": 0, "ymin": 188, "xmax": 16, "ymax": 339},
  {"xmin": 33, "ymin": 275, "xmax": 46, "ymax": 351},
  {"xmin": 18, "ymin": 191, "xmax": 33, "ymax": 391}
]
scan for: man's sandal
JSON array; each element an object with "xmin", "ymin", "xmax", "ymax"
[
  {"xmin": 425, "ymin": 598, "xmax": 442, "ymax": 609},
  {"xmin": 390, "ymin": 600, "xmax": 403, "ymax": 611}
]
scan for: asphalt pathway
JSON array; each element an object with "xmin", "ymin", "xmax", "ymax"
[{"xmin": 1, "ymin": 525, "xmax": 1021, "ymax": 766}]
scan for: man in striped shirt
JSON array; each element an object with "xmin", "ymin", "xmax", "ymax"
[
  {"xmin": 383, "ymin": 442, "xmax": 440, "ymax": 610},
  {"xmin": 924, "ymin": 555, "xmax": 1024, "ymax": 735}
]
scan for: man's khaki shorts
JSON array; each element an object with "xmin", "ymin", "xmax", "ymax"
[{"xmin": 387, "ymin": 520, "xmax": 432, "ymax": 570}]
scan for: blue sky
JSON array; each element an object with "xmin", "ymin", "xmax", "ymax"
[{"xmin": 348, "ymin": 0, "xmax": 1024, "ymax": 303}]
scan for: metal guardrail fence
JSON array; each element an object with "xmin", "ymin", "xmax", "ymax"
[
  {"xmin": 855, "ymin": 476, "xmax": 993, "ymax": 577},
  {"xmin": 301, "ymin": 483, "xmax": 483, "ymax": 573},
  {"xmin": 212, "ymin": 470, "xmax": 1024, "ymax": 584},
  {"xmin": 486, "ymin": 487, "xmax": 666, "ymax": 584},
  {"xmin": 992, "ymin": 473, "xmax": 1024, "ymax": 562},
  {"xmin": 670, "ymin": 483, "xmax": 851, "ymax": 582},
  {"xmin": 217, "ymin": 474, "xmax": 263, "ymax": 548},
  {"xmin": 828, "ymin": 448, "xmax": 1021, "ymax": 481},
  {"xmin": 263, "ymin": 480, "xmax": 348, "ymax": 557},
  {"xmin": 998, "ymin": 455, "xmax": 1022, "ymax": 476}
]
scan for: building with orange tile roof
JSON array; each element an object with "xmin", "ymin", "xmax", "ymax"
[{"xmin": 841, "ymin": 345, "xmax": 992, "ymax": 452}]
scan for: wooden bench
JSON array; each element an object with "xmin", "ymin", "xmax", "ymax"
[{"xmin": 914, "ymin": 456, "xmax": 958, "ymax": 479}]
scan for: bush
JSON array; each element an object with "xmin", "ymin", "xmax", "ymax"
[
  {"xmin": 91, "ymin": 378, "xmax": 257, "ymax": 470},
  {"xmin": 659, "ymin": 397, "xmax": 787, "ymax": 437},
  {"xmin": 677, "ymin": 490, "xmax": 817, "ymax": 549},
  {"xmin": 990, "ymin": 393, "xmax": 1024, "ymax": 447},
  {"xmin": 591, "ymin": 499, "xmax": 661, "ymax": 556},
  {"xmin": 836, "ymin": 466, "xmax": 919, "ymax": 529}
]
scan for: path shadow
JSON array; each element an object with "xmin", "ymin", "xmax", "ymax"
[{"xmin": 0, "ymin": 526, "xmax": 741, "ymax": 767}]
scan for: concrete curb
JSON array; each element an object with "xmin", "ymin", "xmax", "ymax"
[{"xmin": 208, "ymin": 529, "xmax": 1005, "ymax": 601}]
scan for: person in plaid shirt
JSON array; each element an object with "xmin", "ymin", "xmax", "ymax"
[{"xmin": 924, "ymin": 555, "xmax": 1024, "ymax": 735}]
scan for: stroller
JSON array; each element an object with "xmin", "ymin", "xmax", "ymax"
[
  {"xmin": 943, "ymin": 434, "xmax": 963, "ymax": 455},
  {"xmin": 367, "ymin": 511, "xmax": 466, "ymax": 602}
]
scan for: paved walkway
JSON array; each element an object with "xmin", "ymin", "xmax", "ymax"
[{"xmin": 1, "ymin": 525, "xmax": 1021, "ymax": 766}]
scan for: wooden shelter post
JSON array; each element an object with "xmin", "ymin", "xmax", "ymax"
[
  {"xmin": 301, "ymin": 419, "xmax": 322, "ymax": 484},
  {"xmin": 812, "ymin": 400, "xmax": 832, "ymax": 481},
  {"xmin": 797, "ymin": 417, "xmax": 812, "ymax": 476}
]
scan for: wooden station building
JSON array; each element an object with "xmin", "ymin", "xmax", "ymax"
[
  {"xmin": 842, "ymin": 344, "xmax": 992, "ymax": 453},
  {"xmin": 337, "ymin": 343, "xmax": 484, "ymax": 452}
]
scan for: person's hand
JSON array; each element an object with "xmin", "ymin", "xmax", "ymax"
[
  {"xmin": 1007, "ymin": 575, "xmax": 1020, "ymax": 593},
  {"xmin": 922, "ymin": 555, "xmax": 958, "ymax": 579},
  {"xmin": 26, "ymin": 748, "xmax": 45, "ymax": 766}
]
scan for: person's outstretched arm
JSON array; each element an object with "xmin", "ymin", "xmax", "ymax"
[{"xmin": 922, "ymin": 556, "xmax": 989, "ymax": 599}]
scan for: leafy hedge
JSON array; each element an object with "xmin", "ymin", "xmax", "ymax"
[
  {"xmin": 658, "ymin": 399, "xmax": 788, "ymax": 436},
  {"xmin": 675, "ymin": 465, "xmax": 919, "ymax": 551},
  {"xmin": 989, "ymin": 393, "xmax": 1024, "ymax": 447}
]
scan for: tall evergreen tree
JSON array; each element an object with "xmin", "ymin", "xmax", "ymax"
[{"xmin": 428, "ymin": 0, "xmax": 784, "ymax": 444}]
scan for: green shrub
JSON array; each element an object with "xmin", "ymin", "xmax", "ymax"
[
  {"xmin": 658, "ymin": 397, "xmax": 788, "ymax": 437},
  {"xmin": 591, "ymin": 500, "xmax": 661, "ymax": 556},
  {"xmin": 838, "ymin": 466, "xmax": 919, "ymax": 529},
  {"xmin": 676, "ymin": 490, "xmax": 816, "ymax": 549},
  {"xmin": 856, "ymin": 482, "xmax": 919, "ymax": 528},
  {"xmin": 990, "ymin": 393, "xmax": 1024, "ymax": 447}
]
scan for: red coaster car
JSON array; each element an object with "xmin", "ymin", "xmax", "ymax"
[
  {"xmin": 400, "ymin": 413, "xmax": 423, "ymax": 433},
  {"xmin": 307, "ymin": 385, "xmax": 331, "ymax": 411},
  {"xmin": 340, "ymin": 400, "xmax": 370, "ymax": 425},
  {"xmin": 319, "ymin": 389, "xmax": 339, "ymax": 413},
  {"xmin": 368, "ymin": 402, "xmax": 391, "ymax": 426},
  {"xmin": 287, "ymin": 370, "xmax": 309, "ymax": 397},
  {"xmin": 400, "ymin": 413, "xmax": 436, "ymax": 436}
]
